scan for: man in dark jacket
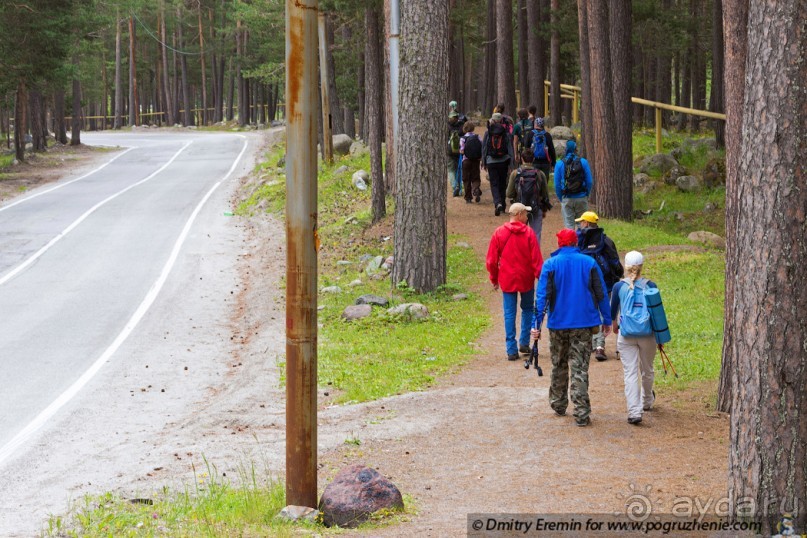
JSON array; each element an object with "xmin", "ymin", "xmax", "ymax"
[
  {"xmin": 486, "ymin": 203, "xmax": 543, "ymax": 361},
  {"xmin": 532, "ymin": 228, "xmax": 612, "ymax": 426},
  {"xmin": 482, "ymin": 113, "xmax": 515, "ymax": 216},
  {"xmin": 525, "ymin": 117, "xmax": 556, "ymax": 182},
  {"xmin": 576, "ymin": 211, "xmax": 624, "ymax": 361}
]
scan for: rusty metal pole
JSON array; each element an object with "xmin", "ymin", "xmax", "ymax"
[
  {"xmin": 655, "ymin": 106, "xmax": 662, "ymax": 154},
  {"xmin": 285, "ymin": 0, "xmax": 319, "ymax": 508},
  {"xmin": 317, "ymin": 12, "xmax": 334, "ymax": 163}
]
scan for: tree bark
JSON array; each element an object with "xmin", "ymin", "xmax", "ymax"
[
  {"xmin": 114, "ymin": 10, "xmax": 123, "ymax": 129},
  {"xmin": 549, "ymin": 0, "xmax": 561, "ymax": 125},
  {"xmin": 29, "ymin": 89, "xmax": 46, "ymax": 151},
  {"xmin": 710, "ymin": 0, "xmax": 726, "ymax": 147},
  {"xmin": 324, "ymin": 13, "xmax": 344, "ymax": 135},
  {"xmin": 178, "ymin": 7, "xmax": 193, "ymax": 126},
  {"xmin": 717, "ymin": 0, "xmax": 749, "ymax": 414},
  {"xmin": 449, "ymin": 0, "xmax": 465, "ymax": 108},
  {"xmin": 495, "ymin": 0, "xmax": 516, "ymax": 115},
  {"xmin": 160, "ymin": 6, "xmax": 175, "ymax": 126},
  {"xmin": 655, "ymin": 0, "xmax": 673, "ymax": 127},
  {"xmin": 14, "ymin": 81, "xmax": 27, "ymax": 161},
  {"xmin": 383, "ymin": 0, "xmax": 396, "ymax": 194},
  {"xmin": 727, "ymin": 1, "xmax": 807, "ymax": 532},
  {"xmin": 482, "ymin": 0, "xmax": 496, "ymax": 115},
  {"xmin": 54, "ymin": 89, "xmax": 67, "ymax": 144},
  {"xmin": 357, "ymin": 48, "xmax": 365, "ymax": 141},
  {"xmin": 128, "ymin": 16, "xmax": 138, "ymax": 127},
  {"xmin": 71, "ymin": 69, "xmax": 82, "ymax": 146},
  {"xmin": 366, "ymin": 7, "xmax": 385, "ymax": 223},
  {"xmin": 393, "ymin": 0, "xmax": 448, "ymax": 292},
  {"xmin": 517, "ymin": 0, "xmax": 529, "ymax": 107},
  {"xmin": 537, "ymin": 0, "xmax": 549, "ymax": 116},
  {"xmin": 526, "ymin": 0, "xmax": 542, "ymax": 109},
  {"xmin": 576, "ymin": 0, "xmax": 595, "ymax": 172},
  {"xmin": 607, "ymin": 0, "xmax": 632, "ymax": 219},
  {"xmin": 197, "ymin": 2, "xmax": 208, "ymax": 126}
]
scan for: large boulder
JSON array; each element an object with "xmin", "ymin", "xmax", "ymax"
[
  {"xmin": 688, "ymin": 231, "xmax": 726, "ymax": 249},
  {"xmin": 332, "ymin": 134, "xmax": 354, "ymax": 156},
  {"xmin": 549, "ymin": 126, "xmax": 575, "ymax": 141},
  {"xmin": 318, "ymin": 464, "xmax": 404, "ymax": 528},
  {"xmin": 386, "ymin": 303, "xmax": 429, "ymax": 320},
  {"xmin": 663, "ymin": 164, "xmax": 689, "ymax": 185},
  {"xmin": 352, "ymin": 170, "xmax": 369, "ymax": 190},
  {"xmin": 341, "ymin": 304, "xmax": 372, "ymax": 321},
  {"xmin": 355, "ymin": 294, "xmax": 389, "ymax": 307},
  {"xmin": 675, "ymin": 175, "xmax": 703, "ymax": 193},
  {"xmin": 364, "ymin": 255, "xmax": 386, "ymax": 276},
  {"xmin": 553, "ymin": 140, "xmax": 568, "ymax": 160},
  {"xmin": 349, "ymin": 141, "xmax": 369, "ymax": 157},
  {"xmin": 702, "ymin": 158, "xmax": 726, "ymax": 188},
  {"xmin": 640, "ymin": 153, "xmax": 678, "ymax": 177},
  {"xmin": 633, "ymin": 173, "xmax": 651, "ymax": 188}
]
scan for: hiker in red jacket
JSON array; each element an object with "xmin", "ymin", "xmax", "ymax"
[{"xmin": 486, "ymin": 203, "xmax": 544, "ymax": 361}]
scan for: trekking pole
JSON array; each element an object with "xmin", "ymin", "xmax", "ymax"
[
  {"xmin": 657, "ymin": 344, "xmax": 678, "ymax": 378},
  {"xmin": 524, "ymin": 311, "xmax": 544, "ymax": 376}
]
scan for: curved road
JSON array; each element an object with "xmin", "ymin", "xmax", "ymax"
[{"xmin": 0, "ymin": 131, "xmax": 268, "ymax": 533}]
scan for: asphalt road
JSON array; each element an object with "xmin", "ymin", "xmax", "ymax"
[{"xmin": 0, "ymin": 131, "xmax": 251, "ymax": 465}]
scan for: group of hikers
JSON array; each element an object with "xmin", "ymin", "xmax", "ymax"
[{"xmin": 449, "ymin": 101, "xmax": 663, "ymax": 427}]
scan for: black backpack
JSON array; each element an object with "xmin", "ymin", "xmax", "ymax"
[
  {"xmin": 516, "ymin": 168, "xmax": 540, "ymax": 213},
  {"xmin": 463, "ymin": 133, "xmax": 482, "ymax": 160},
  {"xmin": 579, "ymin": 228, "xmax": 622, "ymax": 290},
  {"xmin": 488, "ymin": 124, "xmax": 508, "ymax": 158},
  {"xmin": 563, "ymin": 155, "xmax": 586, "ymax": 195}
]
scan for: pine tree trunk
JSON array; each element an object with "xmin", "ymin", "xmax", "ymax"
[
  {"xmin": 366, "ymin": 7, "xmax": 385, "ymax": 223},
  {"xmin": 54, "ymin": 89, "xmax": 67, "ymax": 144},
  {"xmin": 198, "ymin": 3, "xmax": 208, "ymax": 126},
  {"xmin": 727, "ymin": 2, "xmax": 807, "ymax": 532},
  {"xmin": 71, "ymin": 72, "xmax": 82, "ymax": 146},
  {"xmin": 482, "ymin": 0, "xmax": 496, "ymax": 115},
  {"xmin": 128, "ymin": 16, "xmax": 138, "ymax": 127},
  {"xmin": 29, "ymin": 90, "xmax": 45, "ymax": 151},
  {"xmin": 549, "ymin": 0, "xmax": 561, "ymax": 125},
  {"xmin": 383, "ymin": 0, "xmax": 396, "ymax": 194},
  {"xmin": 178, "ymin": 7, "xmax": 193, "ymax": 126},
  {"xmin": 114, "ymin": 10, "xmax": 123, "ymax": 129},
  {"xmin": 322, "ymin": 13, "xmax": 344, "ymax": 135},
  {"xmin": 717, "ymin": 0, "xmax": 749, "ymax": 414},
  {"xmin": 526, "ymin": 0, "xmax": 542, "ymax": 109},
  {"xmin": 517, "ymin": 0, "xmax": 529, "ymax": 107},
  {"xmin": 607, "ymin": 0, "xmax": 632, "ymax": 220},
  {"xmin": 710, "ymin": 0, "xmax": 726, "ymax": 147},
  {"xmin": 393, "ymin": 0, "xmax": 448, "ymax": 292},
  {"xmin": 14, "ymin": 81, "xmax": 27, "ymax": 161},
  {"xmin": 655, "ymin": 0, "xmax": 672, "ymax": 127},
  {"xmin": 537, "ymin": 0, "xmax": 549, "ymax": 116},
  {"xmin": 357, "ymin": 49, "xmax": 365, "ymax": 140},
  {"xmin": 577, "ymin": 0, "xmax": 595, "ymax": 172},
  {"xmin": 341, "ymin": 24, "xmax": 356, "ymax": 139},
  {"xmin": 160, "ymin": 7, "xmax": 174, "ymax": 126},
  {"xmin": 495, "ymin": 0, "xmax": 516, "ymax": 115}
]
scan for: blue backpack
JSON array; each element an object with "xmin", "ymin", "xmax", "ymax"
[
  {"xmin": 531, "ymin": 129, "xmax": 550, "ymax": 162},
  {"xmin": 618, "ymin": 278, "xmax": 653, "ymax": 337}
]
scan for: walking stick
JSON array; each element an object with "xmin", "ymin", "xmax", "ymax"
[
  {"xmin": 524, "ymin": 312, "xmax": 544, "ymax": 376},
  {"xmin": 657, "ymin": 344, "xmax": 678, "ymax": 378}
]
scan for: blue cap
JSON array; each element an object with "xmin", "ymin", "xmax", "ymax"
[{"xmin": 566, "ymin": 140, "xmax": 577, "ymax": 155}]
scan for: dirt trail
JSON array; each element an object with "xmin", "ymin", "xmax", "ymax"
[{"xmin": 319, "ymin": 169, "xmax": 729, "ymax": 536}]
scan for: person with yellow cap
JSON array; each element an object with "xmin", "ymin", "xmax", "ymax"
[{"xmin": 575, "ymin": 211, "xmax": 623, "ymax": 361}]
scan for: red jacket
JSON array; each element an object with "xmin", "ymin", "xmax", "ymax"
[{"xmin": 486, "ymin": 221, "xmax": 543, "ymax": 293}]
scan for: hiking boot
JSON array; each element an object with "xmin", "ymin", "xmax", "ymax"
[
  {"xmin": 553, "ymin": 408, "xmax": 567, "ymax": 416},
  {"xmin": 495, "ymin": 204, "xmax": 503, "ymax": 216},
  {"xmin": 453, "ymin": 190, "xmax": 461, "ymax": 197},
  {"xmin": 575, "ymin": 417, "xmax": 591, "ymax": 427},
  {"xmin": 475, "ymin": 195, "xmax": 481, "ymax": 203},
  {"xmin": 594, "ymin": 347, "xmax": 607, "ymax": 361},
  {"xmin": 465, "ymin": 199, "xmax": 472, "ymax": 204},
  {"xmin": 518, "ymin": 344, "xmax": 531, "ymax": 355},
  {"xmin": 643, "ymin": 390, "xmax": 656, "ymax": 411},
  {"xmin": 507, "ymin": 353, "xmax": 519, "ymax": 361},
  {"xmin": 628, "ymin": 416, "xmax": 642, "ymax": 425}
]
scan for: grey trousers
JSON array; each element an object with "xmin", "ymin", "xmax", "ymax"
[
  {"xmin": 561, "ymin": 197, "xmax": 588, "ymax": 229},
  {"xmin": 616, "ymin": 333, "xmax": 657, "ymax": 418}
]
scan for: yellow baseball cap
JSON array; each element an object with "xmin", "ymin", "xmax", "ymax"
[{"xmin": 574, "ymin": 211, "xmax": 599, "ymax": 224}]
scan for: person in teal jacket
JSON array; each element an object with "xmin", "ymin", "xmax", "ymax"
[
  {"xmin": 554, "ymin": 140, "xmax": 593, "ymax": 229},
  {"xmin": 532, "ymin": 228, "xmax": 612, "ymax": 426}
]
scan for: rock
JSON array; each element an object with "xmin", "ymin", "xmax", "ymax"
[
  {"xmin": 359, "ymin": 254, "xmax": 374, "ymax": 262},
  {"xmin": 278, "ymin": 505, "xmax": 320, "ymax": 523},
  {"xmin": 349, "ymin": 141, "xmax": 369, "ymax": 157},
  {"xmin": 341, "ymin": 304, "xmax": 372, "ymax": 321},
  {"xmin": 321, "ymin": 286, "xmax": 342, "ymax": 294},
  {"xmin": 271, "ymin": 120, "xmax": 284, "ymax": 127},
  {"xmin": 640, "ymin": 153, "xmax": 678, "ymax": 177},
  {"xmin": 639, "ymin": 182, "xmax": 658, "ymax": 195},
  {"xmin": 674, "ymin": 212, "xmax": 685, "ymax": 222},
  {"xmin": 348, "ymin": 279, "xmax": 363, "ymax": 287},
  {"xmin": 336, "ymin": 260, "xmax": 353, "ymax": 266},
  {"xmin": 332, "ymin": 134, "xmax": 354, "ymax": 155},
  {"xmin": 704, "ymin": 202, "xmax": 717, "ymax": 212},
  {"xmin": 633, "ymin": 173, "xmax": 650, "ymax": 188},
  {"xmin": 276, "ymin": 155, "xmax": 286, "ymax": 168},
  {"xmin": 688, "ymin": 231, "xmax": 726, "ymax": 249},
  {"xmin": 344, "ymin": 216, "xmax": 359, "ymax": 225},
  {"xmin": 319, "ymin": 464, "xmax": 404, "ymax": 528},
  {"xmin": 553, "ymin": 140, "xmax": 568, "ymax": 160},
  {"xmin": 702, "ymin": 158, "xmax": 726, "ymax": 188},
  {"xmin": 334, "ymin": 165, "xmax": 350, "ymax": 176},
  {"xmin": 452, "ymin": 293, "xmax": 468, "ymax": 301},
  {"xmin": 355, "ymin": 294, "xmax": 389, "ymax": 307},
  {"xmin": 549, "ymin": 126, "xmax": 575, "ymax": 141},
  {"xmin": 365, "ymin": 255, "xmax": 385, "ymax": 275},
  {"xmin": 386, "ymin": 303, "xmax": 429, "ymax": 320},
  {"xmin": 11, "ymin": 159, "xmax": 19, "ymax": 166},
  {"xmin": 455, "ymin": 242, "xmax": 471, "ymax": 249},
  {"xmin": 352, "ymin": 170, "xmax": 369, "ymax": 191},
  {"xmin": 663, "ymin": 164, "xmax": 689, "ymax": 185},
  {"xmin": 675, "ymin": 175, "xmax": 703, "ymax": 192}
]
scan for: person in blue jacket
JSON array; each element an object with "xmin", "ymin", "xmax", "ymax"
[
  {"xmin": 554, "ymin": 140, "xmax": 593, "ymax": 229},
  {"xmin": 532, "ymin": 228, "xmax": 612, "ymax": 427}
]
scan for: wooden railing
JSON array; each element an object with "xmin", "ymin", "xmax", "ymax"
[{"xmin": 543, "ymin": 81, "xmax": 726, "ymax": 153}]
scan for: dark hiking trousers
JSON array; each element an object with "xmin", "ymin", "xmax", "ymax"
[
  {"xmin": 463, "ymin": 158, "xmax": 482, "ymax": 201},
  {"xmin": 486, "ymin": 162, "xmax": 510, "ymax": 210}
]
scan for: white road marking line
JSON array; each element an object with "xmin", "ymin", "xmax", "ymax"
[
  {"xmin": 0, "ymin": 147, "xmax": 138, "ymax": 213},
  {"xmin": 0, "ymin": 137, "xmax": 249, "ymax": 468},
  {"xmin": 0, "ymin": 142, "xmax": 192, "ymax": 287}
]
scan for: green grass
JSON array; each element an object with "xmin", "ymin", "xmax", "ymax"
[{"xmin": 0, "ymin": 153, "xmax": 14, "ymax": 168}]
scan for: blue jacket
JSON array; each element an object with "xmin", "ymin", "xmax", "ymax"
[
  {"xmin": 554, "ymin": 153, "xmax": 593, "ymax": 200},
  {"xmin": 535, "ymin": 246, "xmax": 612, "ymax": 330}
]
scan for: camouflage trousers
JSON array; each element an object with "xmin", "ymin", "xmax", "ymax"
[{"xmin": 549, "ymin": 328, "xmax": 593, "ymax": 422}]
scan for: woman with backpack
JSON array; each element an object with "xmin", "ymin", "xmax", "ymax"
[
  {"xmin": 482, "ymin": 113, "xmax": 514, "ymax": 216},
  {"xmin": 610, "ymin": 251, "xmax": 658, "ymax": 425},
  {"xmin": 460, "ymin": 121, "xmax": 483, "ymax": 203}
]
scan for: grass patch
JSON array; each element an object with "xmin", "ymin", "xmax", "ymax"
[{"xmin": 0, "ymin": 153, "xmax": 14, "ymax": 169}]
